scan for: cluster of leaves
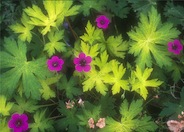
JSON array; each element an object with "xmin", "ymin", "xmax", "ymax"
[
  {"xmin": 164, "ymin": 2, "xmax": 184, "ymax": 30},
  {"xmin": 99, "ymin": 99, "xmax": 158, "ymax": 132},
  {"xmin": 80, "ymin": 0, "xmax": 130, "ymax": 19},
  {"xmin": 0, "ymin": 0, "xmax": 184, "ymax": 132},
  {"xmin": 76, "ymin": 21, "xmax": 163, "ymax": 100}
]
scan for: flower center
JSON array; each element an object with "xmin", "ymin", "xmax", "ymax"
[
  {"xmin": 15, "ymin": 119, "xmax": 22, "ymax": 128},
  {"xmin": 52, "ymin": 62, "xmax": 59, "ymax": 67},
  {"xmin": 172, "ymin": 43, "xmax": 178, "ymax": 50},
  {"xmin": 100, "ymin": 20, "xmax": 105, "ymax": 25},
  {"xmin": 79, "ymin": 59, "xmax": 86, "ymax": 66}
]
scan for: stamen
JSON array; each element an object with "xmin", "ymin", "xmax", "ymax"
[
  {"xmin": 80, "ymin": 59, "xmax": 86, "ymax": 66},
  {"xmin": 52, "ymin": 62, "xmax": 58, "ymax": 67},
  {"xmin": 100, "ymin": 20, "xmax": 105, "ymax": 25},
  {"xmin": 172, "ymin": 43, "xmax": 178, "ymax": 50}
]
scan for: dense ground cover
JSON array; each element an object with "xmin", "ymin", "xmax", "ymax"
[{"xmin": 0, "ymin": 0, "xmax": 184, "ymax": 132}]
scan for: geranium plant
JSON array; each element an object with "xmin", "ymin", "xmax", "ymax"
[{"xmin": 0, "ymin": 0, "xmax": 184, "ymax": 132}]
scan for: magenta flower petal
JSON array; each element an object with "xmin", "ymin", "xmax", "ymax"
[
  {"xmin": 20, "ymin": 114, "xmax": 28, "ymax": 122},
  {"xmin": 168, "ymin": 42, "xmax": 173, "ymax": 52},
  {"xmin": 12, "ymin": 113, "xmax": 19, "ymax": 119},
  {"xmin": 174, "ymin": 39, "xmax": 183, "ymax": 51},
  {"xmin": 79, "ymin": 52, "xmax": 86, "ymax": 58},
  {"xmin": 168, "ymin": 39, "xmax": 183, "ymax": 55},
  {"xmin": 86, "ymin": 56, "xmax": 92, "ymax": 63},
  {"xmin": 73, "ymin": 52, "xmax": 92, "ymax": 72},
  {"xmin": 74, "ymin": 58, "xmax": 80, "ymax": 64},
  {"xmin": 8, "ymin": 119, "xmax": 15, "ymax": 128},
  {"xmin": 96, "ymin": 15, "xmax": 110, "ymax": 29},
  {"xmin": 47, "ymin": 56, "xmax": 64, "ymax": 72},
  {"xmin": 58, "ymin": 59, "xmax": 64, "ymax": 65},
  {"xmin": 75, "ymin": 65, "xmax": 83, "ymax": 72},
  {"xmin": 83, "ymin": 65, "xmax": 91, "ymax": 72},
  {"xmin": 14, "ymin": 128, "xmax": 23, "ymax": 132},
  {"xmin": 8, "ymin": 113, "xmax": 29, "ymax": 132}
]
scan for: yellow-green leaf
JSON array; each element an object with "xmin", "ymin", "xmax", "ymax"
[
  {"xmin": 10, "ymin": 13, "xmax": 34, "ymax": 42},
  {"xmin": 24, "ymin": 1, "xmax": 80, "ymax": 35},
  {"xmin": 44, "ymin": 30, "xmax": 66, "ymax": 57},
  {"xmin": 128, "ymin": 6, "xmax": 180, "ymax": 69},
  {"xmin": 0, "ymin": 95, "xmax": 14, "ymax": 116},
  {"xmin": 81, "ymin": 41, "xmax": 99, "ymax": 58},
  {"xmin": 82, "ymin": 52, "xmax": 111, "ymax": 95},
  {"xmin": 0, "ymin": 118, "xmax": 10, "ymax": 132},
  {"xmin": 103, "ymin": 60, "xmax": 129, "ymax": 94},
  {"xmin": 80, "ymin": 21, "xmax": 103, "ymax": 45},
  {"xmin": 130, "ymin": 66, "xmax": 163, "ymax": 100},
  {"xmin": 39, "ymin": 75, "xmax": 61, "ymax": 100}
]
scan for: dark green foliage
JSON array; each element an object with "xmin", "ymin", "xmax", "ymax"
[
  {"xmin": 57, "ymin": 101, "xmax": 79, "ymax": 132},
  {"xmin": 79, "ymin": 0, "xmax": 106, "ymax": 16},
  {"xmin": 127, "ymin": 0, "xmax": 157, "ymax": 16},
  {"xmin": 164, "ymin": 2, "xmax": 184, "ymax": 29},
  {"xmin": 159, "ymin": 88, "xmax": 184, "ymax": 118},
  {"xmin": 105, "ymin": 0, "xmax": 130, "ymax": 19},
  {"xmin": 57, "ymin": 75, "xmax": 82, "ymax": 99},
  {"xmin": 0, "ymin": 1, "xmax": 184, "ymax": 132}
]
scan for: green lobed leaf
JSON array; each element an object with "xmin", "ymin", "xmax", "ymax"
[
  {"xmin": 57, "ymin": 101, "xmax": 79, "ymax": 132},
  {"xmin": 0, "ymin": 118, "xmax": 10, "ymax": 132},
  {"xmin": 98, "ymin": 94, "xmax": 116, "ymax": 117},
  {"xmin": 39, "ymin": 75, "xmax": 61, "ymax": 100},
  {"xmin": 128, "ymin": 6, "xmax": 180, "ymax": 69},
  {"xmin": 9, "ymin": 12, "xmax": 34, "ymax": 42},
  {"xmin": 82, "ymin": 51, "xmax": 111, "ymax": 95},
  {"xmin": 98, "ymin": 99, "xmax": 157, "ymax": 132},
  {"xmin": 105, "ymin": 0, "xmax": 130, "ymax": 19},
  {"xmin": 0, "ymin": 95, "xmax": 14, "ymax": 116},
  {"xmin": 44, "ymin": 30, "xmax": 66, "ymax": 57},
  {"xmin": 12, "ymin": 96, "xmax": 39, "ymax": 113},
  {"xmin": 57, "ymin": 75, "xmax": 82, "ymax": 99},
  {"xmin": 167, "ymin": 61, "xmax": 184, "ymax": 83},
  {"xmin": 30, "ymin": 110, "xmax": 54, "ymax": 132},
  {"xmin": 106, "ymin": 35, "xmax": 128, "ymax": 59},
  {"xmin": 77, "ymin": 102, "xmax": 101, "ymax": 128},
  {"xmin": 164, "ymin": 2, "xmax": 184, "ymax": 29},
  {"xmin": 24, "ymin": 1, "xmax": 80, "ymax": 35},
  {"xmin": 0, "ymin": 37, "xmax": 52, "ymax": 100},
  {"xmin": 80, "ymin": 40, "xmax": 100, "ymax": 58},
  {"xmin": 159, "ymin": 88, "xmax": 184, "ymax": 118},
  {"xmin": 103, "ymin": 60, "xmax": 129, "ymax": 95},
  {"xmin": 127, "ymin": 0, "xmax": 157, "ymax": 16},
  {"xmin": 130, "ymin": 66, "xmax": 163, "ymax": 100},
  {"xmin": 80, "ymin": 0, "xmax": 106, "ymax": 16},
  {"xmin": 80, "ymin": 21, "xmax": 103, "ymax": 45}
]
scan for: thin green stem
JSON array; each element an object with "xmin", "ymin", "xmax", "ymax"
[
  {"xmin": 42, "ymin": 34, "xmax": 46, "ymax": 45},
  {"xmin": 142, "ymin": 97, "xmax": 154, "ymax": 108},
  {"xmin": 39, "ymin": 103, "xmax": 58, "ymax": 108},
  {"xmin": 49, "ymin": 115, "xmax": 62, "ymax": 120},
  {"xmin": 31, "ymin": 31, "xmax": 44, "ymax": 44},
  {"xmin": 65, "ymin": 17, "xmax": 78, "ymax": 40},
  {"xmin": 113, "ymin": 17, "xmax": 118, "ymax": 35}
]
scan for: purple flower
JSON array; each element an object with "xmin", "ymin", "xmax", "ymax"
[
  {"xmin": 47, "ymin": 56, "xmax": 64, "ymax": 72},
  {"xmin": 73, "ymin": 52, "xmax": 92, "ymax": 72},
  {"xmin": 95, "ymin": 15, "xmax": 110, "ymax": 29},
  {"xmin": 8, "ymin": 113, "xmax": 29, "ymax": 132},
  {"xmin": 168, "ymin": 39, "xmax": 183, "ymax": 55}
]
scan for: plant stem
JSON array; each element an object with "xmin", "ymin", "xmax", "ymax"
[
  {"xmin": 65, "ymin": 17, "xmax": 78, "ymax": 40},
  {"xmin": 39, "ymin": 103, "xmax": 58, "ymax": 108},
  {"xmin": 49, "ymin": 115, "xmax": 62, "ymax": 120}
]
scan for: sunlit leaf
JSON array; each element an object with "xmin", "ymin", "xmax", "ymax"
[
  {"xmin": 0, "ymin": 37, "xmax": 52, "ymax": 100},
  {"xmin": 128, "ymin": 7, "xmax": 180, "ymax": 69},
  {"xmin": 130, "ymin": 66, "xmax": 163, "ymax": 100},
  {"xmin": 0, "ymin": 95, "xmax": 14, "ymax": 116},
  {"xmin": 30, "ymin": 110, "xmax": 54, "ymax": 132}
]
